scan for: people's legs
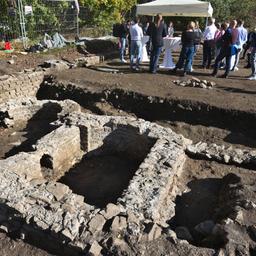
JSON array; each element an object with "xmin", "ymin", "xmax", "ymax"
[
  {"xmin": 128, "ymin": 39, "xmax": 131, "ymax": 59},
  {"xmin": 224, "ymin": 55, "xmax": 232, "ymax": 76},
  {"xmin": 184, "ymin": 47, "xmax": 195, "ymax": 72},
  {"xmin": 150, "ymin": 46, "xmax": 156, "ymax": 72},
  {"xmin": 193, "ymin": 45, "xmax": 197, "ymax": 58},
  {"xmin": 202, "ymin": 41, "xmax": 208, "ymax": 67},
  {"xmin": 232, "ymin": 48, "xmax": 241, "ymax": 70},
  {"xmin": 136, "ymin": 40, "xmax": 142, "ymax": 68},
  {"xmin": 245, "ymin": 53, "xmax": 251, "ymax": 68},
  {"xmin": 242, "ymin": 44, "xmax": 249, "ymax": 59},
  {"xmin": 190, "ymin": 46, "xmax": 197, "ymax": 70},
  {"xmin": 212, "ymin": 49, "xmax": 226, "ymax": 75},
  {"xmin": 152, "ymin": 47, "xmax": 162, "ymax": 73},
  {"xmin": 176, "ymin": 47, "xmax": 186, "ymax": 69},
  {"xmin": 215, "ymin": 47, "xmax": 221, "ymax": 59},
  {"xmin": 250, "ymin": 49, "xmax": 256, "ymax": 77},
  {"xmin": 130, "ymin": 41, "xmax": 136, "ymax": 69},
  {"xmin": 207, "ymin": 43, "xmax": 213, "ymax": 68},
  {"xmin": 120, "ymin": 37, "xmax": 126, "ymax": 61},
  {"xmin": 146, "ymin": 40, "xmax": 151, "ymax": 55}
]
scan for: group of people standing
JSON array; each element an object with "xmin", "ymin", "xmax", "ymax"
[
  {"xmin": 117, "ymin": 15, "xmax": 256, "ymax": 81},
  {"xmin": 118, "ymin": 14, "xmax": 168, "ymax": 73},
  {"xmin": 201, "ymin": 18, "xmax": 254, "ymax": 79}
]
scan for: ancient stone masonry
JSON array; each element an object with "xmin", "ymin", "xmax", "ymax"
[
  {"xmin": 0, "ymin": 70, "xmax": 45, "ymax": 104},
  {"xmin": 187, "ymin": 142, "xmax": 256, "ymax": 168},
  {"xmin": 0, "ymin": 60, "xmax": 83, "ymax": 106},
  {"xmin": 64, "ymin": 112, "xmax": 192, "ymax": 225},
  {"xmin": 0, "ymin": 69, "xmax": 255, "ymax": 255},
  {"xmin": 0, "ymin": 98, "xmax": 194, "ymax": 255},
  {"xmin": 0, "ymin": 97, "xmax": 81, "ymax": 126}
]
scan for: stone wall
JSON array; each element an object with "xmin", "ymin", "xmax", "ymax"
[
  {"xmin": 65, "ymin": 112, "xmax": 192, "ymax": 224},
  {"xmin": 0, "ymin": 97, "xmax": 81, "ymax": 128},
  {"xmin": 0, "ymin": 100, "xmax": 193, "ymax": 255},
  {"xmin": 0, "ymin": 70, "xmax": 44, "ymax": 104},
  {"xmin": 186, "ymin": 142, "xmax": 256, "ymax": 168}
]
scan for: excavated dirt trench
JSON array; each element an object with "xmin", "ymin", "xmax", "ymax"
[
  {"xmin": 0, "ymin": 102, "xmax": 61, "ymax": 159},
  {"xmin": 171, "ymin": 157, "xmax": 256, "ymax": 249},
  {"xmin": 37, "ymin": 78, "xmax": 256, "ymax": 149},
  {"xmin": 35, "ymin": 80, "xmax": 256, "ymax": 252},
  {"xmin": 0, "ymin": 77, "xmax": 256, "ymax": 255}
]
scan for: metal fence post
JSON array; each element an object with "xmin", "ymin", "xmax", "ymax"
[
  {"xmin": 17, "ymin": 0, "xmax": 28, "ymax": 49},
  {"xmin": 77, "ymin": 11, "xmax": 79, "ymax": 37}
]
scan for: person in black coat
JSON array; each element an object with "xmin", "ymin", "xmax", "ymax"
[
  {"xmin": 173, "ymin": 21, "xmax": 199, "ymax": 76},
  {"xmin": 147, "ymin": 14, "xmax": 167, "ymax": 74}
]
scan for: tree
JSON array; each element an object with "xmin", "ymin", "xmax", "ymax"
[
  {"xmin": 207, "ymin": 0, "xmax": 256, "ymax": 28},
  {"xmin": 79, "ymin": 0, "xmax": 137, "ymax": 29},
  {"xmin": 0, "ymin": 0, "xmax": 9, "ymax": 19}
]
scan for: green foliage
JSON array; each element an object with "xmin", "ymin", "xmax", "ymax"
[
  {"xmin": 0, "ymin": 0, "xmax": 8, "ymax": 19},
  {"xmin": 23, "ymin": 0, "xmax": 71, "ymax": 37},
  {"xmin": 207, "ymin": 0, "xmax": 256, "ymax": 28},
  {"xmin": 80, "ymin": 0, "xmax": 137, "ymax": 29},
  {"xmin": 1, "ymin": 0, "xmax": 255, "ymax": 40}
]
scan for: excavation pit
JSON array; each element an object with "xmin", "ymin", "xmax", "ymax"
[
  {"xmin": 169, "ymin": 157, "xmax": 256, "ymax": 251},
  {"xmin": 171, "ymin": 177, "xmax": 223, "ymax": 248},
  {"xmin": 58, "ymin": 112, "xmax": 191, "ymax": 221},
  {"xmin": 0, "ymin": 97, "xmax": 192, "ymax": 254},
  {"xmin": 59, "ymin": 126, "xmax": 155, "ymax": 208},
  {"xmin": 0, "ymin": 70, "xmax": 256, "ymax": 255},
  {"xmin": 0, "ymin": 101, "xmax": 61, "ymax": 159}
]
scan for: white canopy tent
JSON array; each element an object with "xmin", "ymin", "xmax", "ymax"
[{"xmin": 136, "ymin": 0, "xmax": 213, "ymax": 17}]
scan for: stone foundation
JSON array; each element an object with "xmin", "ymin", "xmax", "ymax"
[
  {"xmin": 0, "ymin": 70, "xmax": 44, "ymax": 104},
  {"xmin": 0, "ymin": 97, "xmax": 192, "ymax": 254}
]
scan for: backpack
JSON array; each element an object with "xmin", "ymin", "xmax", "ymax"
[{"xmin": 113, "ymin": 23, "xmax": 121, "ymax": 37}]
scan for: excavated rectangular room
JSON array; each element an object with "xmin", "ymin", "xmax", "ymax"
[{"xmin": 58, "ymin": 123, "xmax": 156, "ymax": 208}]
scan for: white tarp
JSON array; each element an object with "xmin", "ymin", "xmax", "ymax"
[{"xmin": 136, "ymin": 0, "xmax": 213, "ymax": 17}]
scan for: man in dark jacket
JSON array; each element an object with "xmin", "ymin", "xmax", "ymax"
[
  {"xmin": 212, "ymin": 20, "xmax": 238, "ymax": 78},
  {"xmin": 248, "ymin": 29, "xmax": 256, "ymax": 80},
  {"xmin": 119, "ymin": 21, "xmax": 128, "ymax": 63},
  {"xmin": 147, "ymin": 14, "xmax": 167, "ymax": 74}
]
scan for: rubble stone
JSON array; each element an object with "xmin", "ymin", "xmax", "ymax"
[
  {"xmin": 100, "ymin": 203, "xmax": 121, "ymax": 220},
  {"xmin": 88, "ymin": 214, "xmax": 106, "ymax": 233},
  {"xmin": 186, "ymin": 141, "xmax": 256, "ymax": 168},
  {"xmin": 147, "ymin": 223, "xmax": 162, "ymax": 241},
  {"xmin": 0, "ymin": 97, "xmax": 194, "ymax": 254},
  {"xmin": 194, "ymin": 220, "xmax": 215, "ymax": 236},
  {"xmin": 173, "ymin": 78, "xmax": 216, "ymax": 89},
  {"xmin": 111, "ymin": 216, "xmax": 127, "ymax": 233},
  {"xmin": 89, "ymin": 241, "xmax": 102, "ymax": 256}
]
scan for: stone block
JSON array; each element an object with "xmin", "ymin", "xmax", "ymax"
[
  {"xmin": 46, "ymin": 182, "xmax": 71, "ymax": 201},
  {"xmin": 89, "ymin": 241, "xmax": 102, "ymax": 256},
  {"xmin": 146, "ymin": 223, "xmax": 162, "ymax": 241},
  {"xmin": 111, "ymin": 216, "xmax": 127, "ymax": 233},
  {"xmin": 100, "ymin": 203, "xmax": 121, "ymax": 220},
  {"xmin": 88, "ymin": 214, "xmax": 106, "ymax": 233}
]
